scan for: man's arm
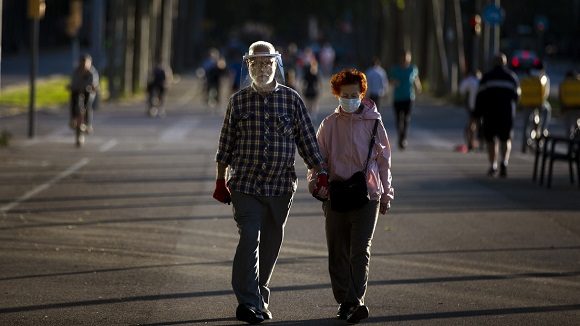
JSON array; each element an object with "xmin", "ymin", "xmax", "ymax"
[{"xmin": 216, "ymin": 162, "xmax": 228, "ymax": 179}]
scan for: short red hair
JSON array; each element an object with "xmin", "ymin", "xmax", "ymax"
[{"xmin": 330, "ymin": 68, "xmax": 367, "ymax": 97}]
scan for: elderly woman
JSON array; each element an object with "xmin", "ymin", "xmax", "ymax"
[{"xmin": 309, "ymin": 68, "xmax": 394, "ymax": 323}]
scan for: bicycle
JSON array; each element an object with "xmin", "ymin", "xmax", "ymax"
[
  {"xmin": 147, "ymin": 84, "xmax": 166, "ymax": 118},
  {"xmin": 74, "ymin": 92, "xmax": 88, "ymax": 147},
  {"xmin": 71, "ymin": 87, "xmax": 96, "ymax": 147},
  {"xmin": 519, "ymin": 75, "xmax": 551, "ymax": 153},
  {"xmin": 521, "ymin": 104, "xmax": 550, "ymax": 153}
]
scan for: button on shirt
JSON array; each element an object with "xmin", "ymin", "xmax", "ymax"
[{"xmin": 216, "ymin": 84, "xmax": 324, "ymax": 196}]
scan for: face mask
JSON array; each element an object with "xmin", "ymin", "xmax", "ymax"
[{"xmin": 339, "ymin": 97, "xmax": 361, "ymax": 113}]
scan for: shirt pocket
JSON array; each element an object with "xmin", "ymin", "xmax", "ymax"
[
  {"xmin": 237, "ymin": 112, "xmax": 255, "ymax": 127},
  {"xmin": 276, "ymin": 114, "xmax": 294, "ymax": 137}
]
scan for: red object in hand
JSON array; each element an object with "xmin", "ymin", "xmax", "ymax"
[
  {"xmin": 312, "ymin": 172, "xmax": 329, "ymax": 201},
  {"xmin": 213, "ymin": 179, "xmax": 231, "ymax": 204},
  {"xmin": 316, "ymin": 172, "xmax": 328, "ymax": 190}
]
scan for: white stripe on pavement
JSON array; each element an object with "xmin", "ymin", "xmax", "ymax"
[
  {"xmin": 160, "ymin": 120, "xmax": 198, "ymax": 142},
  {"xmin": 0, "ymin": 158, "xmax": 90, "ymax": 214},
  {"xmin": 99, "ymin": 139, "xmax": 118, "ymax": 152}
]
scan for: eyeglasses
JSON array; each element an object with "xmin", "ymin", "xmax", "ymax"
[{"xmin": 248, "ymin": 59, "xmax": 275, "ymax": 68}]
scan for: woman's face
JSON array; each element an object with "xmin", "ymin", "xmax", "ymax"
[{"xmin": 338, "ymin": 83, "xmax": 362, "ymax": 100}]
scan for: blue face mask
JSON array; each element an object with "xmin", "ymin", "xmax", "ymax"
[{"xmin": 339, "ymin": 97, "xmax": 362, "ymax": 113}]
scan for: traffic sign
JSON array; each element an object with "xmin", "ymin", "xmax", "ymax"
[
  {"xmin": 482, "ymin": 4, "xmax": 505, "ymax": 26},
  {"xmin": 535, "ymin": 15, "xmax": 549, "ymax": 32}
]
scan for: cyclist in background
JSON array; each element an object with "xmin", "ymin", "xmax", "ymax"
[
  {"xmin": 528, "ymin": 62, "xmax": 551, "ymax": 132},
  {"xmin": 70, "ymin": 54, "xmax": 99, "ymax": 132},
  {"xmin": 147, "ymin": 61, "xmax": 173, "ymax": 117}
]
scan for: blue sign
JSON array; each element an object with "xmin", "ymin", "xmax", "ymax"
[
  {"xmin": 482, "ymin": 4, "xmax": 505, "ymax": 26},
  {"xmin": 534, "ymin": 15, "xmax": 549, "ymax": 32}
]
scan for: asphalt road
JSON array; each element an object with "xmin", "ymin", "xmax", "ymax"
[{"xmin": 1, "ymin": 76, "xmax": 579, "ymax": 325}]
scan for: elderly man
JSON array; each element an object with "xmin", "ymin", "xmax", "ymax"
[{"xmin": 212, "ymin": 41, "xmax": 328, "ymax": 324}]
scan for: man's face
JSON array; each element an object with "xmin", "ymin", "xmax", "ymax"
[
  {"xmin": 82, "ymin": 59, "xmax": 92, "ymax": 71},
  {"xmin": 248, "ymin": 56, "xmax": 276, "ymax": 86}
]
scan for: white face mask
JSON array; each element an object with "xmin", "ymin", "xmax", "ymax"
[{"xmin": 339, "ymin": 97, "xmax": 362, "ymax": 113}]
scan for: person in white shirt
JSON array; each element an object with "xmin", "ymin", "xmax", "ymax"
[
  {"xmin": 459, "ymin": 69, "xmax": 482, "ymax": 151},
  {"xmin": 365, "ymin": 58, "xmax": 389, "ymax": 111}
]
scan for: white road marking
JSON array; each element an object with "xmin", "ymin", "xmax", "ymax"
[
  {"xmin": 0, "ymin": 158, "xmax": 90, "ymax": 214},
  {"xmin": 99, "ymin": 139, "xmax": 118, "ymax": 152},
  {"xmin": 160, "ymin": 120, "xmax": 197, "ymax": 142}
]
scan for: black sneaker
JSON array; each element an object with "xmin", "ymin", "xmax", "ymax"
[
  {"xmin": 236, "ymin": 304, "xmax": 264, "ymax": 324},
  {"xmin": 337, "ymin": 303, "xmax": 355, "ymax": 320},
  {"xmin": 346, "ymin": 305, "xmax": 369, "ymax": 324},
  {"xmin": 499, "ymin": 163, "xmax": 507, "ymax": 178},
  {"xmin": 261, "ymin": 307, "xmax": 272, "ymax": 320},
  {"xmin": 487, "ymin": 167, "xmax": 497, "ymax": 177},
  {"xmin": 398, "ymin": 139, "xmax": 407, "ymax": 150}
]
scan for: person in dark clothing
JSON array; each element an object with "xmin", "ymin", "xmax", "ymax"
[
  {"xmin": 69, "ymin": 53, "xmax": 99, "ymax": 132},
  {"xmin": 146, "ymin": 61, "xmax": 172, "ymax": 117},
  {"xmin": 302, "ymin": 58, "xmax": 321, "ymax": 117},
  {"xmin": 206, "ymin": 56, "xmax": 227, "ymax": 107},
  {"xmin": 474, "ymin": 53, "xmax": 520, "ymax": 177}
]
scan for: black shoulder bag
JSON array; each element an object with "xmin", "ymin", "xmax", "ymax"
[{"xmin": 329, "ymin": 120, "xmax": 379, "ymax": 212}]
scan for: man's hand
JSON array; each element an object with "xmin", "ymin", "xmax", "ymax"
[
  {"xmin": 379, "ymin": 201, "xmax": 391, "ymax": 214},
  {"xmin": 213, "ymin": 179, "xmax": 231, "ymax": 204},
  {"xmin": 313, "ymin": 172, "xmax": 329, "ymax": 201}
]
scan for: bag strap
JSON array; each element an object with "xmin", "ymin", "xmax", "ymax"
[{"xmin": 363, "ymin": 120, "xmax": 380, "ymax": 173}]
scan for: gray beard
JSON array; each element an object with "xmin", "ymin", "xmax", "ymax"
[{"xmin": 252, "ymin": 80, "xmax": 276, "ymax": 93}]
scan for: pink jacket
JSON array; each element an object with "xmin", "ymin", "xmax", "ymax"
[{"xmin": 308, "ymin": 98, "xmax": 394, "ymax": 204}]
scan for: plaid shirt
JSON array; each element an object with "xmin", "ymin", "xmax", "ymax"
[{"xmin": 216, "ymin": 84, "xmax": 324, "ymax": 196}]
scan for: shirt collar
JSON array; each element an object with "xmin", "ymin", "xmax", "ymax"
[{"xmin": 251, "ymin": 82, "xmax": 280, "ymax": 94}]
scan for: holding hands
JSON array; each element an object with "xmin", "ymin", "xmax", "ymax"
[
  {"xmin": 213, "ymin": 179, "xmax": 231, "ymax": 204},
  {"xmin": 313, "ymin": 171, "xmax": 329, "ymax": 201}
]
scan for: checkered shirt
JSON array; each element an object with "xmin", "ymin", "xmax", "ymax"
[{"xmin": 216, "ymin": 84, "xmax": 324, "ymax": 196}]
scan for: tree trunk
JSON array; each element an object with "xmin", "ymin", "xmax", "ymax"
[{"xmin": 432, "ymin": 0, "xmax": 449, "ymax": 95}]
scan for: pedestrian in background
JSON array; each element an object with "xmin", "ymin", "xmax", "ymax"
[
  {"xmin": 319, "ymin": 42, "xmax": 336, "ymax": 77},
  {"xmin": 146, "ymin": 60, "xmax": 172, "ymax": 117},
  {"xmin": 365, "ymin": 57, "xmax": 389, "ymax": 111},
  {"xmin": 389, "ymin": 50, "xmax": 422, "ymax": 150},
  {"xmin": 282, "ymin": 43, "xmax": 299, "ymax": 90},
  {"xmin": 212, "ymin": 40, "xmax": 328, "ymax": 325},
  {"xmin": 474, "ymin": 53, "xmax": 520, "ymax": 178},
  {"xmin": 302, "ymin": 57, "xmax": 321, "ymax": 118},
  {"xmin": 459, "ymin": 69, "xmax": 482, "ymax": 151},
  {"xmin": 307, "ymin": 68, "xmax": 394, "ymax": 324}
]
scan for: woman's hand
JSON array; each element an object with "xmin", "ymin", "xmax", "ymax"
[{"xmin": 312, "ymin": 172, "xmax": 329, "ymax": 201}]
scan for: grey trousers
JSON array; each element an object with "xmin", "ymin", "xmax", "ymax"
[
  {"xmin": 230, "ymin": 191, "xmax": 294, "ymax": 310},
  {"xmin": 324, "ymin": 200, "xmax": 379, "ymax": 306}
]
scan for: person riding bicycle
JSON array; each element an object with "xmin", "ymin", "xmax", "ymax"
[
  {"xmin": 70, "ymin": 54, "xmax": 99, "ymax": 132},
  {"xmin": 146, "ymin": 61, "xmax": 172, "ymax": 117}
]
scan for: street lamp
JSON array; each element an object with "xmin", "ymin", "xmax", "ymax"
[
  {"xmin": 27, "ymin": 0, "xmax": 46, "ymax": 138},
  {"xmin": 66, "ymin": 0, "xmax": 83, "ymax": 68}
]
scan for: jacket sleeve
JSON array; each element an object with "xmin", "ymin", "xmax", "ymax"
[{"xmin": 376, "ymin": 120, "xmax": 394, "ymax": 203}]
